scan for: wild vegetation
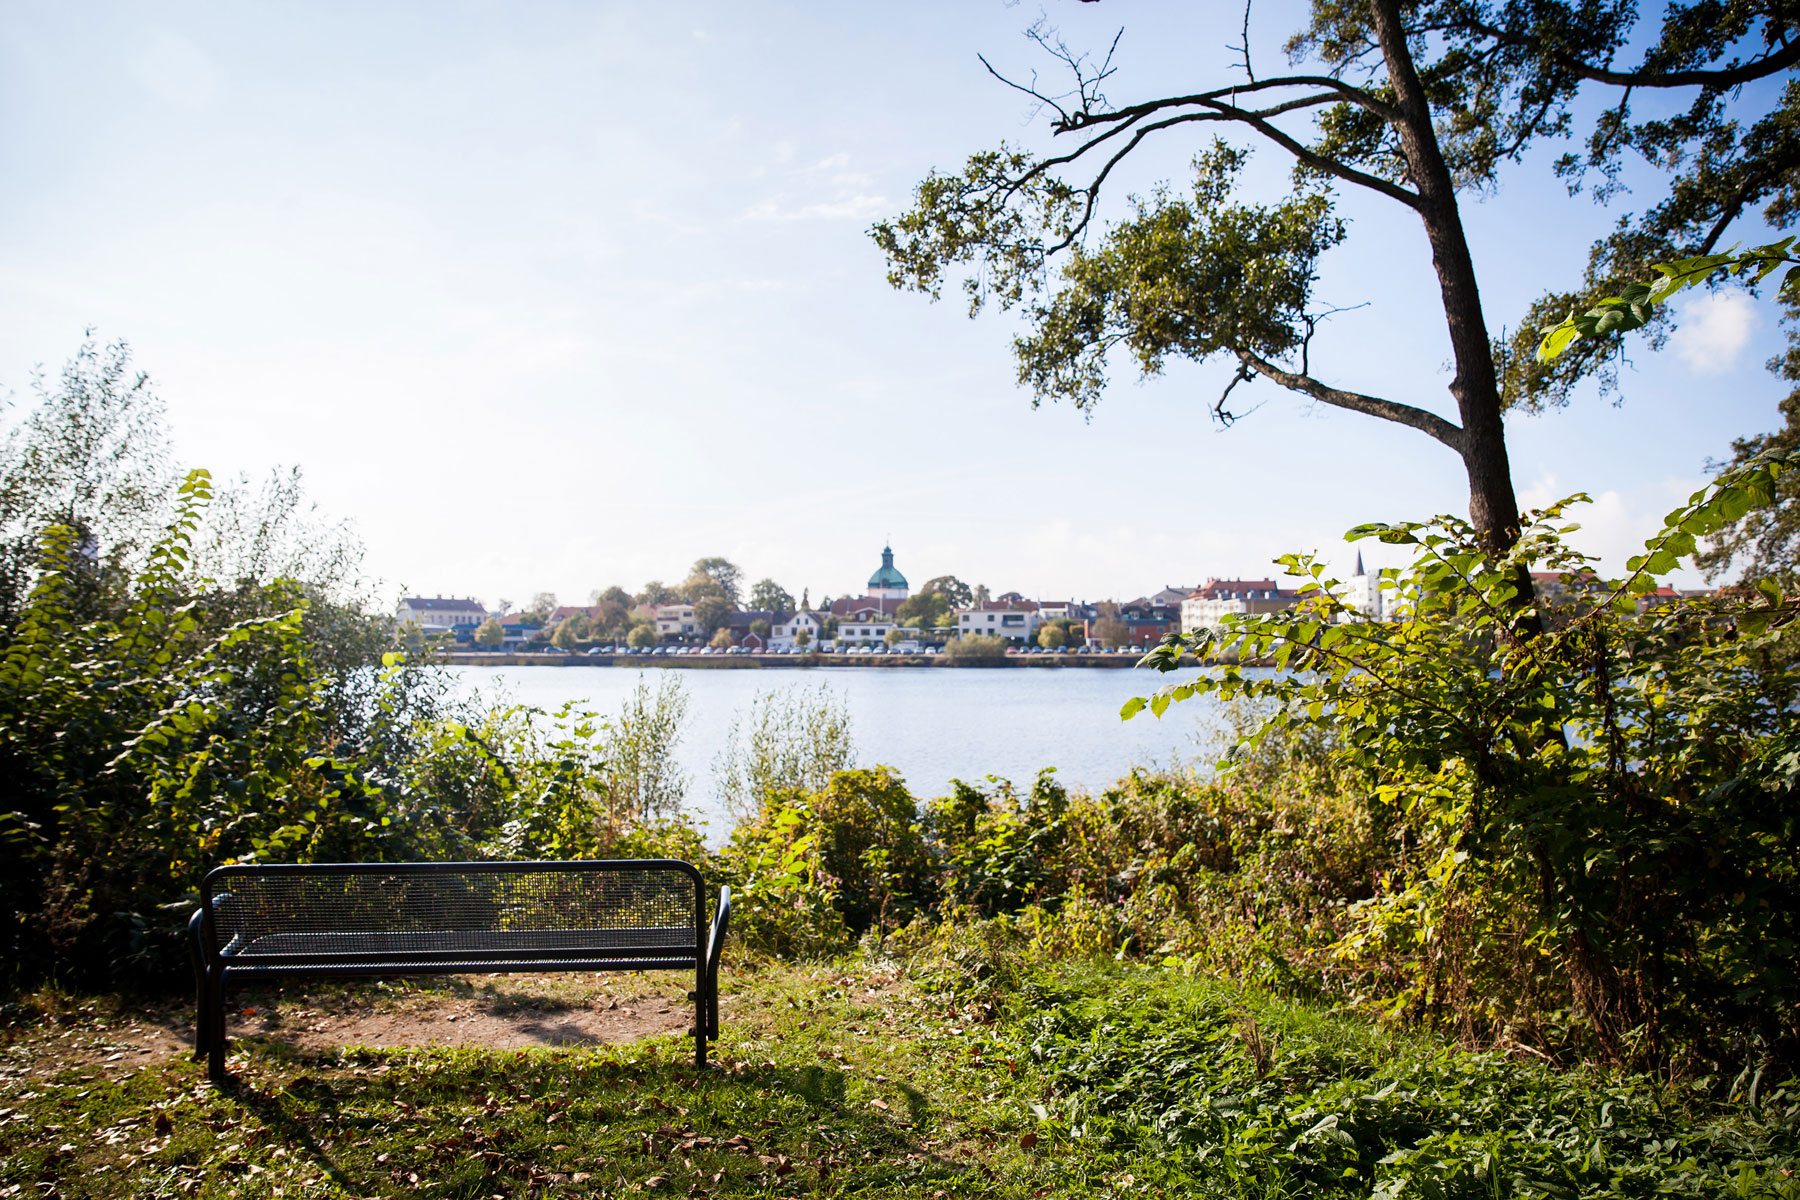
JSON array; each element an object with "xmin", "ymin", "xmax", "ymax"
[{"xmin": 4, "ymin": 337, "xmax": 1798, "ymax": 1196}]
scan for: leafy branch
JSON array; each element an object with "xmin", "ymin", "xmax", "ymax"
[{"xmin": 1537, "ymin": 238, "xmax": 1800, "ymax": 362}]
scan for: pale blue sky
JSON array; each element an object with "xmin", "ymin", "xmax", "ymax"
[{"xmin": 0, "ymin": 1, "xmax": 1783, "ymax": 607}]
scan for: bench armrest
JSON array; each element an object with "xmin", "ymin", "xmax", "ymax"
[{"xmin": 705, "ymin": 886, "xmax": 730, "ymax": 984}]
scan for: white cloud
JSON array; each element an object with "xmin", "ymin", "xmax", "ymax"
[
  {"xmin": 740, "ymin": 193, "xmax": 888, "ymax": 221},
  {"xmin": 1670, "ymin": 289, "xmax": 1758, "ymax": 373},
  {"xmin": 134, "ymin": 32, "xmax": 223, "ymax": 109}
]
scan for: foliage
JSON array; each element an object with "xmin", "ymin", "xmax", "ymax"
[
  {"xmin": 1129, "ymin": 452, "xmax": 1800, "ymax": 1067},
  {"xmin": 920, "ymin": 574, "xmax": 974, "ymax": 609},
  {"xmin": 927, "ymin": 771, "xmax": 1077, "ymax": 920},
  {"xmin": 716, "ymin": 798, "xmax": 848, "ymax": 958},
  {"xmin": 1537, "ymin": 239, "xmax": 1800, "ymax": 362},
  {"xmin": 748, "ymin": 577, "xmax": 792, "ymax": 613},
  {"xmin": 627, "ymin": 622, "xmax": 656, "ymax": 649},
  {"xmin": 944, "ymin": 633, "xmax": 1007, "ymax": 664},
  {"xmin": 473, "ymin": 616, "xmax": 503, "ymax": 647},
  {"xmin": 896, "ymin": 590, "xmax": 951, "ymax": 627},
  {"xmin": 684, "ymin": 557, "xmax": 742, "ymax": 607},
  {"xmin": 693, "ymin": 594, "xmax": 732, "ymax": 633},
  {"xmin": 635, "ymin": 579, "xmax": 678, "ymax": 607},
  {"xmin": 0, "ymin": 471, "xmax": 414, "ymax": 982},
  {"xmin": 0, "ymin": 339, "xmax": 716, "ymax": 986},
  {"xmin": 593, "ymin": 673, "xmax": 689, "ymax": 824},
  {"xmin": 1038, "ymin": 624, "xmax": 1068, "ymax": 649},
  {"xmin": 721, "ymin": 765, "xmax": 937, "ymax": 955},
  {"xmin": 0, "ymin": 335, "xmax": 173, "ymax": 629},
  {"xmin": 1006, "ymin": 966, "xmax": 1800, "ymax": 1200},
  {"xmin": 1702, "ymin": 371, "xmax": 1800, "ymax": 588}
]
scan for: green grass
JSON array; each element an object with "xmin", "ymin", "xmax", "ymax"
[{"xmin": 2, "ymin": 957, "xmax": 1796, "ymax": 1199}]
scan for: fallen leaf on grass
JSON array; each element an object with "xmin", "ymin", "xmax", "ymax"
[
  {"xmin": 1019, "ymin": 1132, "xmax": 1038, "ymax": 1150},
  {"xmin": 869, "ymin": 1099, "xmax": 889, "ymax": 1111}
]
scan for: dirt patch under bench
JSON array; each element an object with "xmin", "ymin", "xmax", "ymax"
[{"xmin": 2, "ymin": 972, "xmax": 708, "ymax": 1080}]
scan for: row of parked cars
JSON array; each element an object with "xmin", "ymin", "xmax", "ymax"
[{"xmin": 507, "ymin": 643, "xmax": 1150, "ymax": 656}]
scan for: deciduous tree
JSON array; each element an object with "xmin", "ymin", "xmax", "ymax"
[
  {"xmin": 693, "ymin": 594, "xmax": 733, "ymax": 633},
  {"xmin": 685, "ymin": 557, "xmax": 742, "ymax": 606},
  {"xmin": 873, "ymin": 2, "xmax": 1800, "ymax": 553},
  {"xmin": 750, "ymin": 578, "xmax": 794, "ymax": 612},
  {"xmin": 920, "ymin": 575, "xmax": 974, "ymax": 609}
]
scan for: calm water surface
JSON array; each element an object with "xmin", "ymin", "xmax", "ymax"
[{"xmin": 442, "ymin": 665, "xmax": 1224, "ymax": 833}]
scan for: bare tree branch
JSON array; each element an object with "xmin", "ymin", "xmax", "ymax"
[
  {"xmin": 1230, "ymin": 0, "xmax": 1256, "ymax": 84},
  {"xmin": 1233, "ymin": 348, "xmax": 1466, "ymax": 451},
  {"xmin": 1059, "ymin": 74, "xmax": 1403, "ymax": 132},
  {"xmin": 1214, "ymin": 362, "xmax": 1263, "ymax": 426}
]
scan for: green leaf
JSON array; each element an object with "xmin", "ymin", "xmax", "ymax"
[{"xmin": 1537, "ymin": 317, "xmax": 1581, "ymax": 362}]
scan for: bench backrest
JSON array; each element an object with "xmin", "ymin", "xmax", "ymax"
[{"xmin": 201, "ymin": 859, "xmax": 704, "ymax": 958}]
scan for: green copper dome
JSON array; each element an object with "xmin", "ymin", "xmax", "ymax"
[{"xmin": 868, "ymin": 545, "xmax": 907, "ymax": 590}]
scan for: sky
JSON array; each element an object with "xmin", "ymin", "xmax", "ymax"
[{"xmin": 0, "ymin": 1, "xmax": 1788, "ymax": 610}]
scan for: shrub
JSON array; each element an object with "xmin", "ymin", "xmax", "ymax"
[
  {"xmin": 1135, "ymin": 454, "xmax": 1800, "ymax": 1068},
  {"xmin": 945, "ymin": 633, "xmax": 1006, "ymax": 664},
  {"xmin": 713, "ymin": 684, "xmax": 854, "ymax": 824}
]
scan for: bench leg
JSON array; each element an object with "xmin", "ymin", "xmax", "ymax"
[
  {"xmin": 207, "ymin": 966, "xmax": 228, "ymax": 1082},
  {"xmin": 188, "ymin": 917, "xmax": 209, "ymax": 1063},
  {"xmin": 693, "ymin": 967, "xmax": 708, "ymax": 1069}
]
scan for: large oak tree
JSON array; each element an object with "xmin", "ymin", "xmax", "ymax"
[{"xmin": 874, "ymin": 0, "xmax": 1800, "ymax": 553}]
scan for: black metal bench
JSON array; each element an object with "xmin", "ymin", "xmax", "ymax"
[{"xmin": 187, "ymin": 858, "xmax": 730, "ymax": 1081}]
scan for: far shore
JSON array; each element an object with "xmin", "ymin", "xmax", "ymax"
[{"xmin": 436, "ymin": 651, "xmax": 1217, "ymax": 669}]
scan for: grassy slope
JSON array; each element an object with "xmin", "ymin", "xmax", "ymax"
[{"xmin": 1, "ymin": 958, "xmax": 1795, "ymax": 1199}]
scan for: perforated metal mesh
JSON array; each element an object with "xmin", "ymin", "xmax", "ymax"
[{"xmin": 207, "ymin": 864, "xmax": 698, "ymax": 963}]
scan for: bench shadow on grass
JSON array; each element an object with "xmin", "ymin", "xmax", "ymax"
[
  {"xmin": 216, "ymin": 1045, "xmax": 963, "ymax": 1198},
  {"xmin": 238, "ymin": 973, "xmax": 687, "ymax": 1021}
]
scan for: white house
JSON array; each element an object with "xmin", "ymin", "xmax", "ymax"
[
  {"xmin": 836, "ymin": 615, "xmax": 895, "ymax": 647},
  {"xmin": 654, "ymin": 603, "xmax": 699, "ymax": 638},
  {"xmin": 770, "ymin": 610, "xmax": 826, "ymax": 650},
  {"xmin": 396, "ymin": 596, "xmax": 489, "ymax": 632},
  {"xmin": 1180, "ymin": 579, "xmax": 1289, "ymax": 631},
  {"xmin": 956, "ymin": 605, "xmax": 1041, "ymax": 643}
]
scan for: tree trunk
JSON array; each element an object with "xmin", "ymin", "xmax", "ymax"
[{"xmin": 1369, "ymin": 0, "xmax": 1524, "ymax": 554}]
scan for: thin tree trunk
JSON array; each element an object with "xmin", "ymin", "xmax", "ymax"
[{"xmin": 1369, "ymin": 0, "xmax": 1524, "ymax": 553}]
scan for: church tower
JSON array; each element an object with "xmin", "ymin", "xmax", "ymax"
[{"xmin": 866, "ymin": 545, "xmax": 909, "ymax": 601}]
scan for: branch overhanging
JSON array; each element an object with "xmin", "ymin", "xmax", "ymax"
[{"xmin": 1232, "ymin": 348, "xmax": 1466, "ymax": 451}]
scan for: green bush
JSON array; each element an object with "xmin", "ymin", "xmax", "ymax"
[
  {"xmin": 720, "ymin": 765, "xmax": 940, "ymax": 955},
  {"xmin": 944, "ymin": 633, "xmax": 1007, "ymax": 663},
  {"xmin": 1135, "ymin": 454, "xmax": 1800, "ymax": 1069}
]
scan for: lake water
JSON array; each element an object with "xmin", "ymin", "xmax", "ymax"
[{"xmin": 442, "ymin": 665, "xmax": 1224, "ymax": 834}]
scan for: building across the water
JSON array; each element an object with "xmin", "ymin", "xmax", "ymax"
[
  {"xmin": 396, "ymin": 595, "xmax": 489, "ymax": 632},
  {"xmin": 828, "ymin": 544, "xmax": 912, "ymax": 623}
]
